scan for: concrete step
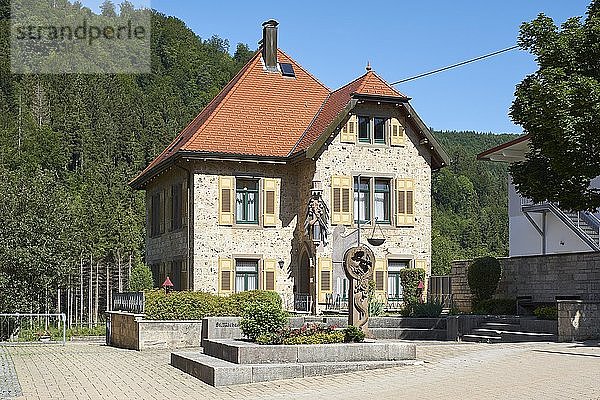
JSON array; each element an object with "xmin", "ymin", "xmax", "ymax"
[
  {"xmin": 368, "ymin": 317, "xmax": 447, "ymax": 330},
  {"xmin": 501, "ymin": 331, "xmax": 557, "ymax": 343},
  {"xmin": 479, "ymin": 322, "xmax": 522, "ymax": 332},
  {"xmin": 370, "ymin": 328, "xmax": 447, "ymax": 341},
  {"xmin": 462, "ymin": 334, "xmax": 501, "ymax": 344},
  {"xmin": 482, "ymin": 316, "xmax": 522, "ymax": 325}
]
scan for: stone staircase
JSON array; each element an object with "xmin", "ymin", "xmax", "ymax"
[
  {"xmin": 462, "ymin": 316, "xmax": 557, "ymax": 343},
  {"xmin": 369, "ymin": 317, "xmax": 447, "ymax": 341}
]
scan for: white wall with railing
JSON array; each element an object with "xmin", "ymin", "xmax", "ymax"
[{"xmin": 508, "ymin": 177, "xmax": 598, "ymax": 257}]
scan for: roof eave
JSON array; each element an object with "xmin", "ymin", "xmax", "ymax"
[
  {"xmin": 401, "ymin": 103, "xmax": 450, "ymax": 170},
  {"xmin": 477, "ymin": 134, "xmax": 530, "ymax": 161},
  {"xmin": 129, "ymin": 151, "xmax": 289, "ymax": 190},
  {"xmin": 305, "ymin": 99, "xmax": 358, "ymax": 159},
  {"xmin": 352, "ymin": 93, "xmax": 411, "ymax": 103}
]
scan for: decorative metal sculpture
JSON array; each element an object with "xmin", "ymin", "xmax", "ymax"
[
  {"xmin": 305, "ymin": 191, "xmax": 329, "ymax": 246},
  {"xmin": 343, "ymin": 245, "xmax": 375, "ymax": 332}
]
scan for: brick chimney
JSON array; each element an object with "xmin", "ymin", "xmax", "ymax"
[{"xmin": 262, "ymin": 19, "xmax": 279, "ymax": 72}]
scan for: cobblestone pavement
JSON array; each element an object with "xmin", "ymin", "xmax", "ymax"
[
  {"xmin": 3, "ymin": 340, "xmax": 599, "ymax": 400},
  {"xmin": 0, "ymin": 346, "xmax": 21, "ymax": 399}
]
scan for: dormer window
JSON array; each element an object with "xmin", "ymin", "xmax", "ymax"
[
  {"xmin": 358, "ymin": 116, "xmax": 370, "ymax": 142},
  {"xmin": 357, "ymin": 116, "xmax": 387, "ymax": 144},
  {"xmin": 374, "ymin": 117, "xmax": 386, "ymax": 144}
]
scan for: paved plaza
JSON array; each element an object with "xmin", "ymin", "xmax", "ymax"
[{"xmin": 0, "ymin": 340, "xmax": 598, "ymax": 400}]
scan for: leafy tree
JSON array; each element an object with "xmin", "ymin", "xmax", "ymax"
[
  {"xmin": 510, "ymin": 1, "xmax": 600, "ymax": 211},
  {"xmin": 430, "ymin": 131, "xmax": 517, "ymax": 275},
  {"xmin": 128, "ymin": 263, "xmax": 154, "ymax": 291}
]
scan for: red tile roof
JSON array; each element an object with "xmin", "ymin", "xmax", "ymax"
[{"xmin": 131, "ymin": 52, "xmax": 424, "ymax": 188}]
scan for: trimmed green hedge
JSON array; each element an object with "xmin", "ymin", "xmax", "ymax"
[
  {"xmin": 468, "ymin": 256, "xmax": 501, "ymax": 303},
  {"xmin": 144, "ymin": 290, "xmax": 282, "ymax": 320}
]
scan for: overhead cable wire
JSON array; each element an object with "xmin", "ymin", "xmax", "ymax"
[{"xmin": 390, "ymin": 45, "xmax": 519, "ymax": 85}]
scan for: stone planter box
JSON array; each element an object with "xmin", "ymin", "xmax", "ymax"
[{"xmin": 107, "ymin": 311, "xmax": 203, "ymax": 351}]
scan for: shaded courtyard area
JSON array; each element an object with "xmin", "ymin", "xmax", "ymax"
[{"xmin": 1, "ymin": 340, "xmax": 598, "ymax": 399}]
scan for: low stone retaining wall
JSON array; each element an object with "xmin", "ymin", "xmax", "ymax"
[
  {"xmin": 109, "ymin": 314, "xmax": 452, "ymax": 350},
  {"xmin": 558, "ymin": 300, "xmax": 600, "ymax": 342},
  {"xmin": 451, "ymin": 253, "xmax": 600, "ymax": 313}
]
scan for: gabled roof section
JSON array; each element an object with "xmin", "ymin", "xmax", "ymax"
[
  {"xmin": 131, "ymin": 58, "xmax": 449, "ymax": 188},
  {"xmin": 131, "ymin": 48, "xmax": 329, "ymax": 188},
  {"xmin": 291, "ymin": 71, "xmax": 408, "ymax": 155},
  {"xmin": 354, "ymin": 70, "xmax": 407, "ymax": 97}
]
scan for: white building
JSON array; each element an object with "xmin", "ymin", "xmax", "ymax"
[{"xmin": 478, "ymin": 135, "xmax": 600, "ymax": 257}]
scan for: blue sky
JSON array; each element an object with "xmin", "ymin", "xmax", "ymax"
[{"xmin": 94, "ymin": 1, "xmax": 591, "ymax": 133}]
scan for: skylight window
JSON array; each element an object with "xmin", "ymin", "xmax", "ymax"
[{"xmin": 280, "ymin": 62, "xmax": 295, "ymax": 77}]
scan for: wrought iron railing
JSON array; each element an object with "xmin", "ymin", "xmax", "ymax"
[
  {"xmin": 325, "ymin": 293, "xmax": 348, "ymax": 311},
  {"xmin": 111, "ymin": 292, "xmax": 145, "ymax": 314},
  {"xmin": 428, "ymin": 293, "xmax": 454, "ymax": 309}
]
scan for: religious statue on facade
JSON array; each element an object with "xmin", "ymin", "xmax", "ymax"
[{"xmin": 305, "ymin": 189, "xmax": 329, "ymax": 246}]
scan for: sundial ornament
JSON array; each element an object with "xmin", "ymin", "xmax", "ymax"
[{"xmin": 343, "ymin": 245, "xmax": 375, "ymax": 332}]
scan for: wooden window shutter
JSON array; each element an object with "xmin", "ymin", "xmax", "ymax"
[
  {"xmin": 374, "ymin": 259, "xmax": 387, "ymax": 296},
  {"xmin": 331, "ymin": 176, "xmax": 353, "ymax": 226},
  {"xmin": 181, "ymin": 180, "xmax": 188, "ymax": 228},
  {"xmin": 166, "ymin": 186, "xmax": 173, "ymax": 232},
  {"xmin": 218, "ymin": 176, "xmax": 234, "ymax": 225},
  {"xmin": 218, "ymin": 258, "xmax": 234, "ymax": 295},
  {"xmin": 317, "ymin": 258, "xmax": 333, "ymax": 302},
  {"xmin": 340, "ymin": 115, "xmax": 357, "ymax": 143},
  {"xmin": 396, "ymin": 179, "xmax": 415, "ymax": 227},
  {"xmin": 159, "ymin": 189, "xmax": 166, "ymax": 234},
  {"xmin": 390, "ymin": 117, "xmax": 405, "ymax": 146},
  {"xmin": 262, "ymin": 178, "xmax": 277, "ymax": 227},
  {"xmin": 263, "ymin": 259, "xmax": 277, "ymax": 291}
]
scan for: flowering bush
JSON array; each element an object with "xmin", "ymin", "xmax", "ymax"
[{"xmin": 255, "ymin": 323, "xmax": 365, "ymax": 345}]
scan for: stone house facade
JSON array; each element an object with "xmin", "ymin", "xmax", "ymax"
[{"xmin": 130, "ymin": 21, "xmax": 449, "ymax": 313}]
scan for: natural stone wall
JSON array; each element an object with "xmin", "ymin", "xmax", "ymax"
[
  {"xmin": 313, "ymin": 103, "xmax": 433, "ymax": 311},
  {"xmin": 192, "ymin": 161, "xmax": 297, "ymax": 306},
  {"xmin": 497, "ymin": 252, "xmax": 600, "ymax": 302},
  {"xmin": 201, "ymin": 317, "xmax": 242, "ymax": 346},
  {"xmin": 450, "ymin": 260, "xmax": 472, "ymax": 312},
  {"xmin": 138, "ymin": 320, "xmax": 203, "ymax": 350},
  {"xmin": 451, "ymin": 252, "xmax": 600, "ymax": 312},
  {"xmin": 145, "ymin": 167, "xmax": 189, "ymax": 267},
  {"xmin": 558, "ymin": 300, "xmax": 600, "ymax": 342}
]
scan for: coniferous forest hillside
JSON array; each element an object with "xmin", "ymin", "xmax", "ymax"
[{"xmin": 0, "ymin": 2, "xmax": 518, "ymax": 312}]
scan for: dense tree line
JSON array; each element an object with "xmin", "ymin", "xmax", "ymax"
[
  {"xmin": 0, "ymin": 1, "xmax": 254, "ymax": 313},
  {"xmin": 431, "ymin": 131, "xmax": 519, "ymax": 275},
  {"xmin": 0, "ymin": 0, "xmax": 514, "ymax": 312}
]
